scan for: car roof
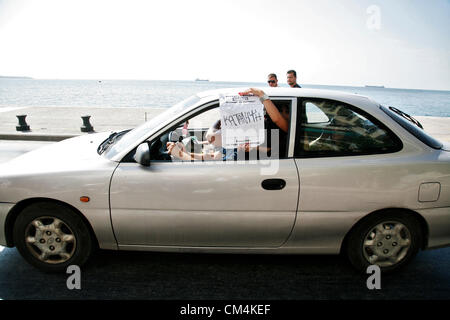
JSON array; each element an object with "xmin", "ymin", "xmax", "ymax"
[{"xmin": 196, "ymin": 87, "xmax": 377, "ymax": 109}]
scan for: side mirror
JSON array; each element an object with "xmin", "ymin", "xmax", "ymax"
[{"xmin": 134, "ymin": 142, "xmax": 151, "ymax": 166}]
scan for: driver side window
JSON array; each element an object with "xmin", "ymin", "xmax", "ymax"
[
  {"xmin": 149, "ymin": 99, "xmax": 293, "ymax": 162},
  {"xmin": 149, "ymin": 104, "xmax": 222, "ymax": 162}
]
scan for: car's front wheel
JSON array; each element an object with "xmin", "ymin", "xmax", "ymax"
[
  {"xmin": 346, "ymin": 211, "xmax": 423, "ymax": 273},
  {"xmin": 13, "ymin": 202, "xmax": 94, "ymax": 273}
]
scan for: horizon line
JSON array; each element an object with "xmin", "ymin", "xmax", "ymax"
[{"xmin": 1, "ymin": 75, "xmax": 449, "ymax": 92}]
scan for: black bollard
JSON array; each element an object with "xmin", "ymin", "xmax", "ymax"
[
  {"xmin": 16, "ymin": 115, "xmax": 31, "ymax": 131},
  {"xmin": 80, "ymin": 116, "xmax": 94, "ymax": 132}
]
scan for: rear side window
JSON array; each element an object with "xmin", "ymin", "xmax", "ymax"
[
  {"xmin": 295, "ymin": 99, "xmax": 402, "ymax": 157},
  {"xmin": 381, "ymin": 106, "xmax": 443, "ymax": 150},
  {"xmin": 305, "ymin": 102, "xmax": 329, "ymax": 123}
]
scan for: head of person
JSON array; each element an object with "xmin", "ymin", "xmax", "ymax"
[
  {"xmin": 205, "ymin": 120, "xmax": 222, "ymax": 148},
  {"xmin": 286, "ymin": 70, "xmax": 297, "ymax": 87},
  {"xmin": 267, "ymin": 73, "xmax": 278, "ymax": 87}
]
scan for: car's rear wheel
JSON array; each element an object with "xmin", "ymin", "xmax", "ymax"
[
  {"xmin": 346, "ymin": 211, "xmax": 422, "ymax": 273},
  {"xmin": 13, "ymin": 202, "xmax": 93, "ymax": 273}
]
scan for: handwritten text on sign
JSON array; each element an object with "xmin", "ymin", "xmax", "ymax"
[{"xmin": 219, "ymin": 94, "xmax": 265, "ymax": 148}]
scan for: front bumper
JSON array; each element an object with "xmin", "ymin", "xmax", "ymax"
[{"xmin": 0, "ymin": 202, "xmax": 15, "ymax": 247}]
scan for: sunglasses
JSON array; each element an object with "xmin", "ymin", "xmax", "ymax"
[{"xmin": 267, "ymin": 80, "xmax": 276, "ymax": 84}]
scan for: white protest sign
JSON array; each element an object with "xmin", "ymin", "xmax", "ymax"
[{"xmin": 219, "ymin": 94, "xmax": 265, "ymax": 148}]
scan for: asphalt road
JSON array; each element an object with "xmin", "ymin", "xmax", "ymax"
[
  {"xmin": 0, "ymin": 140, "xmax": 449, "ymax": 300},
  {"xmin": 0, "ymin": 246, "xmax": 449, "ymax": 300}
]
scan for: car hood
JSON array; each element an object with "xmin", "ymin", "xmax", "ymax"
[
  {"xmin": 0, "ymin": 132, "xmax": 113, "ymax": 175},
  {"xmin": 442, "ymin": 142, "xmax": 450, "ymax": 152},
  {"xmin": 0, "ymin": 132, "xmax": 120, "ymax": 207}
]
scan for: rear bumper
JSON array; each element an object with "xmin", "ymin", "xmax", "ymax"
[
  {"xmin": 418, "ymin": 207, "xmax": 450, "ymax": 249},
  {"xmin": 0, "ymin": 202, "xmax": 15, "ymax": 247}
]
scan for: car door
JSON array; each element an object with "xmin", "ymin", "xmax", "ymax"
[
  {"xmin": 290, "ymin": 98, "xmax": 404, "ymax": 249},
  {"xmin": 109, "ymin": 98, "xmax": 299, "ymax": 248}
]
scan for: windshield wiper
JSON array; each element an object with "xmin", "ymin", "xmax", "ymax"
[
  {"xmin": 389, "ymin": 106, "xmax": 423, "ymax": 129},
  {"xmin": 97, "ymin": 130, "xmax": 130, "ymax": 154},
  {"xmin": 97, "ymin": 132, "xmax": 119, "ymax": 154}
]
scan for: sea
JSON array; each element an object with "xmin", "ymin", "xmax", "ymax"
[{"xmin": 0, "ymin": 78, "xmax": 449, "ymax": 117}]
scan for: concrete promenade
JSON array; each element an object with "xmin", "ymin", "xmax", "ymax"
[
  {"xmin": 0, "ymin": 106, "xmax": 449, "ymax": 142},
  {"xmin": 0, "ymin": 106, "xmax": 165, "ymax": 141}
]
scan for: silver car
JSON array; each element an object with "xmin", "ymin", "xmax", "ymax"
[{"xmin": 0, "ymin": 88, "xmax": 449, "ymax": 273}]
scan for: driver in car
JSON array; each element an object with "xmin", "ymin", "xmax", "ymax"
[{"xmin": 166, "ymin": 120, "xmax": 237, "ymax": 161}]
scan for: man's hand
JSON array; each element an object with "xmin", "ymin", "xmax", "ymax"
[
  {"xmin": 166, "ymin": 142, "xmax": 175, "ymax": 154},
  {"xmin": 237, "ymin": 142, "xmax": 251, "ymax": 152},
  {"xmin": 166, "ymin": 142, "xmax": 185, "ymax": 158},
  {"xmin": 240, "ymin": 88, "xmax": 265, "ymax": 98}
]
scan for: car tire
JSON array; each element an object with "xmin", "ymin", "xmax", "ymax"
[
  {"xmin": 13, "ymin": 202, "xmax": 94, "ymax": 273},
  {"xmin": 346, "ymin": 211, "xmax": 422, "ymax": 273}
]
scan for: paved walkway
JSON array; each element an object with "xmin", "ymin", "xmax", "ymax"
[
  {"xmin": 0, "ymin": 106, "xmax": 165, "ymax": 141},
  {"xmin": 414, "ymin": 116, "xmax": 450, "ymax": 143},
  {"xmin": 0, "ymin": 106, "xmax": 449, "ymax": 142}
]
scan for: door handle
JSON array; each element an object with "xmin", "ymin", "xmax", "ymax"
[{"xmin": 261, "ymin": 179, "xmax": 286, "ymax": 190}]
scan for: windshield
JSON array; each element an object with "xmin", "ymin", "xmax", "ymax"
[{"xmin": 103, "ymin": 94, "xmax": 201, "ymax": 159}]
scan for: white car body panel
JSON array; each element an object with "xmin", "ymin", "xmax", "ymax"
[{"xmin": 110, "ymin": 159, "xmax": 299, "ymax": 247}]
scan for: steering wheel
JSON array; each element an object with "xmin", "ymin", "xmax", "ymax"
[{"xmin": 164, "ymin": 130, "xmax": 193, "ymax": 161}]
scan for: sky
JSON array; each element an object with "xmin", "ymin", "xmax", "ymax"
[{"xmin": 0, "ymin": 0, "xmax": 449, "ymax": 90}]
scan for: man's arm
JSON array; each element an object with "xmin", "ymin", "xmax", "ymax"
[
  {"xmin": 240, "ymin": 88, "xmax": 289, "ymax": 133},
  {"xmin": 167, "ymin": 142, "xmax": 222, "ymax": 161}
]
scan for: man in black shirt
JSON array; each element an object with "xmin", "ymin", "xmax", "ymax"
[{"xmin": 287, "ymin": 69, "xmax": 301, "ymax": 88}]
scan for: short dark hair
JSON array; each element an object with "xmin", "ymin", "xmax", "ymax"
[
  {"xmin": 212, "ymin": 119, "xmax": 221, "ymax": 130},
  {"xmin": 287, "ymin": 70, "xmax": 297, "ymax": 77},
  {"xmin": 268, "ymin": 73, "xmax": 277, "ymax": 79}
]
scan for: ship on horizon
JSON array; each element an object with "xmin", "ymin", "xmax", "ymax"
[
  {"xmin": 365, "ymin": 85, "xmax": 385, "ymax": 88},
  {"xmin": 195, "ymin": 78, "xmax": 209, "ymax": 82}
]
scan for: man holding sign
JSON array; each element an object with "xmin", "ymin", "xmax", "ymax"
[
  {"xmin": 235, "ymin": 88, "xmax": 290, "ymax": 158},
  {"xmin": 239, "ymin": 88, "xmax": 289, "ymax": 133}
]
